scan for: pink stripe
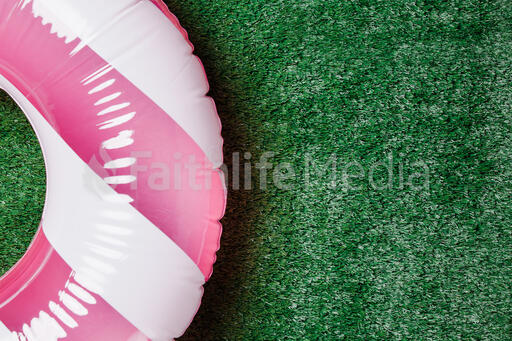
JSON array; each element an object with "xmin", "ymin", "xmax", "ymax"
[{"xmin": 0, "ymin": 229, "xmax": 148, "ymax": 340}]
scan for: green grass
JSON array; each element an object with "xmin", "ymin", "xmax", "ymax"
[
  {"xmin": 1, "ymin": 0, "xmax": 512, "ymax": 339},
  {"xmin": 0, "ymin": 93, "xmax": 45, "ymax": 276}
]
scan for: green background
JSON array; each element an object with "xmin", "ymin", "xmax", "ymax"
[{"xmin": 1, "ymin": 0, "xmax": 511, "ymax": 339}]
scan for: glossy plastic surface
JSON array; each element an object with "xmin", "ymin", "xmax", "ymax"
[{"xmin": 0, "ymin": 0, "xmax": 225, "ymax": 340}]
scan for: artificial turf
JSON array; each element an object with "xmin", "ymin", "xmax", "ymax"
[{"xmin": 1, "ymin": 0, "xmax": 512, "ymax": 339}]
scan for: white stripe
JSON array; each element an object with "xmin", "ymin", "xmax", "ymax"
[
  {"xmin": 0, "ymin": 75, "xmax": 205, "ymax": 340},
  {"xmin": 28, "ymin": 0, "xmax": 223, "ymax": 167},
  {"xmin": 67, "ymin": 284, "xmax": 97, "ymax": 305},
  {"xmin": 0, "ymin": 322, "xmax": 17, "ymax": 341},
  {"xmin": 95, "ymin": 223, "xmax": 132, "ymax": 236},
  {"xmin": 86, "ymin": 242, "xmax": 124, "ymax": 260}
]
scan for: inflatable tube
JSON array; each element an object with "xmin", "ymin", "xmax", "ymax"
[{"xmin": 0, "ymin": 1, "xmax": 226, "ymax": 340}]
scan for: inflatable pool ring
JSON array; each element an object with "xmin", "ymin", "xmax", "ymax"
[{"xmin": 0, "ymin": 0, "xmax": 226, "ymax": 340}]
